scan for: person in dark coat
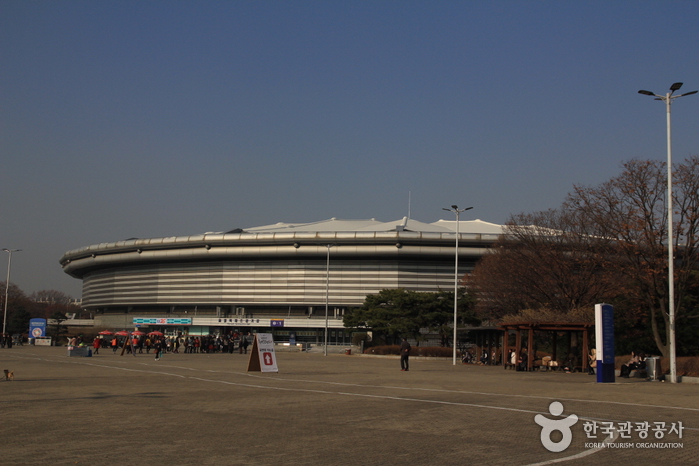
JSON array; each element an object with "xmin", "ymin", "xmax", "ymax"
[
  {"xmin": 154, "ymin": 338, "xmax": 163, "ymax": 361},
  {"xmin": 400, "ymin": 338, "xmax": 411, "ymax": 371}
]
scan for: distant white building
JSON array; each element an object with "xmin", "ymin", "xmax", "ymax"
[{"xmin": 60, "ymin": 217, "xmax": 503, "ymax": 344}]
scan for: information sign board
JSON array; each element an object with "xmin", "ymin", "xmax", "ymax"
[
  {"xmin": 29, "ymin": 318, "xmax": 47, "ymax": 338},
  {"xmin": 246, "ymin": 333, "xmax": 279, "ymax": 373},
  {"xmin": 595, "ymin": 303, "xmax": 615, "ymax": 383}
]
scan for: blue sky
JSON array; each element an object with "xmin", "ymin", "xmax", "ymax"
[{"xmin": 1, "ymin": 1, "xmax": 698, "ymax": 298}]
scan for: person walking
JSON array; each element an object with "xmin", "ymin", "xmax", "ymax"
[
  {"xmin": 400, "ymin": 338, "xmax": 411, "ymax": 371},
  {"xmin": 92, "ymin": 336, "xmax": 101, "ymax": 355},
  {"xmin": 154, "ymin": 338, "xmax": 162, "ymax": 361}
]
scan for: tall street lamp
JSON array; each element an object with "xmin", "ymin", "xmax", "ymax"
[
  {"xmin": 638, "ymin": 82, "xmax": 697, "ymax": 383},
  {"xmin": 3, "ymin": 248, "xmax": 22, "ymax": 336},
  {"xmin": 442, "ymin": 205, "xmax": 473, "ymax": 365},
  {"xmin": 324, "ymin": 244, "xmax": 334, "ymax": 356}
]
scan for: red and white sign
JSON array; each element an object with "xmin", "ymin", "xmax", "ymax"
[
  {"xmin": 256, "ymin": 334, "xmax": 278, "ymax": 372},
  {"xmin": 246, "ymin": 333, "xmax": 278, "ymax": 373}
]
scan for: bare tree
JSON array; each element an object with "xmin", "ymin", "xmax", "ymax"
[
  {"xmin": 31, "ymin": 290, "xmax": 74, "ymax": 306},
  {"xmin": 566, "ymin": 157, "xmax": 699, "ymax": 357},
  {"xmin": 468, "ymin": 208, "xmax": 619, "ymax": 321},
  {"xmin": 1, "ymin": 282, "xmax": 32, "ymax": 335}
]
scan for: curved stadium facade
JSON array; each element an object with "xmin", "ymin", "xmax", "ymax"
[{"xmin": 60, "ymin": 217, "xmax": 503, "ymax": 344}]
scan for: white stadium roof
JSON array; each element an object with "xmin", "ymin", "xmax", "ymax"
[{"xmin": 240, "ymin": 217, "xmax": 503, "ymax": 235}]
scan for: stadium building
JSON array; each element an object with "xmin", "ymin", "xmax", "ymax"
[{"xmin": 60, "ymin": 217, "xmax": 503, "ymax": 345}]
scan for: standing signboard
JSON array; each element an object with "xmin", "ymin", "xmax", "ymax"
[
  {"xmin": 595, "ymin": 303, "xmax": 615, "ymax": 383},
  {"xmin": 29, "ymin": 318, "xmax": 47, "ymax": 338},
  {"xmin": 246, "ymin": 333, "xmax": 279, "ymax": 373}
]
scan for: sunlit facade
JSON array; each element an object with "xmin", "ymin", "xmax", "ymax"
[{"xmin": 60, "ymin": 217, "xmax": 503, "ymax": 343}]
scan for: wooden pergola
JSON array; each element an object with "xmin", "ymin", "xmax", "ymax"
[
  {"xmin": 460, "ymin": 326, "xmax": 503, "ymax": 364},
  {"xmin": 500, "ymin": 321, "xmax": 595, "ymax": 371}
]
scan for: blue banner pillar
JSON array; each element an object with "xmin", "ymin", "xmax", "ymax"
[
  {"xmin": 29, "ymin": 318, "xmax": 47, "ymax": 338},
  {"xmin": 595, "ymin": 303, "xmax": 615, "ymax": 383}
]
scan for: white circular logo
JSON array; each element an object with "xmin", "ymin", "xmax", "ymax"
[{"xmin": 535, "ymin": 401, "xmax": 579, "ymax": 452}]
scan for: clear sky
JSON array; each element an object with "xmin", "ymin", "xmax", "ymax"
[{"xmin": 1, "ymin": 0, "xmax": 698, "ymax": 299}]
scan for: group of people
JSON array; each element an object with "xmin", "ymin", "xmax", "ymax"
[
  {"xmin": 91, "ymin": 332, "xmax": 253, "ymax": 358},
  {"xmin": 588, "ymin": 349, "xmax": 648, "ymax": 377},
  {"xmin": 85, "ymin": 332, "xmax": 652, "ymax": 378},
  {"xmin": 506, "ymin": 347, "xmax": 647, "ymax": 376},
  {"xmin": 460, "ymin": 349, "xmax": 500, "ymax": 365},
  {"xmin": 505, "ymin": 348, "xmax": 576, "ymax": 372},
  {"xmin": 1, "ymin": 333, "xmax": 19, "ymax": 348},
  {"xmin": 508, "ymin": 348, "xmax": 529, "ymax": 371}
]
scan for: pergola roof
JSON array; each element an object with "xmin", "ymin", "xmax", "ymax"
[{"xmin": 500, "ymin": 321, "xmax": 595, "ymax": 331}]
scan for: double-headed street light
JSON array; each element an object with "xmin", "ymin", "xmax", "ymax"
[
  {"xmin": 3, "ymin": 248, "xmax": 22, "ymax": 337},
  {"xmin": 638, "ymin": 82, "xmax": 697, "ymax": 383},
  {"xmin": 442, "ymin": 205, "xmax": 473, "ymax": 365}
]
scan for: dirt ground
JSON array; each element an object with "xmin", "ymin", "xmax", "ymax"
[{"xmin": 1, "ymin": 345, "xmax": 697, "ymax": 465}]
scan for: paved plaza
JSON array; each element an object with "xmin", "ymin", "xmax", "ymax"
[{"xmin": 1, "ymin": 345, "xmax": 697, "ymax": 465}]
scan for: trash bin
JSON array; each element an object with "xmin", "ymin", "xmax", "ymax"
[
  {"xmin": 646, "ymin": 356, "xmax": 661, "ymax": 381},
  {"xmin": 344, "ymin": 348, "xmax": 352, "ymax": 355}
]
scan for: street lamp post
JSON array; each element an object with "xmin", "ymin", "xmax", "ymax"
[
  {"xmin": 324, "ymin": 244, "xmax": 334, "ymax": 356},
  {"xmin": 3, "ymin": 249, "xmax": 22, "ymax": 337},
  {"xmin": 638, "ymin": 82, "xmax": 697, "ymax": 384},
  {"xmin": 442, "ymin": 205, "xmax": 473, "ymax": 365}
]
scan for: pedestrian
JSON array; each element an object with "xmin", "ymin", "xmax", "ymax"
[
  {"xmin": 400, "ymin": 338, "xmax": 411, "ymax": 371},
  {"xmin": 93, "ymin": 336, "xmax": 101, "ymax": 355},
  {"xmin": 242, "ymin": 333, "xmax": 250, "ymax": 354},
  {"xmin": 154, "ymin": 338, "xmax": 162, "ymax": 361}
]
